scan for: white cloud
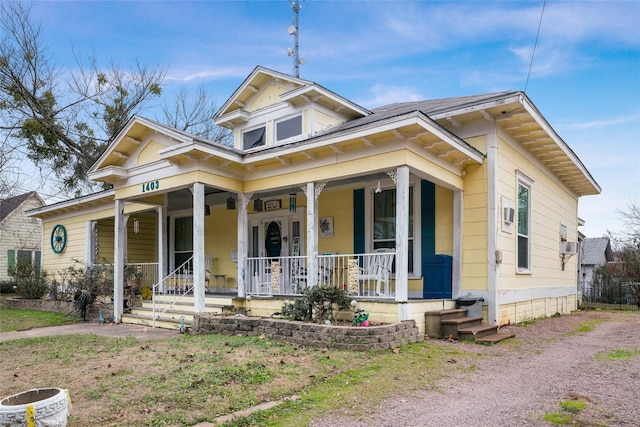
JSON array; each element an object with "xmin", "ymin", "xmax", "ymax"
[
  {"xmin": 357, "ymin": 83, "xmax": 424, "ymax": 109},
  {"xmin": 567, "ymin": 114, "xmax": 640, "ymax": 130}
]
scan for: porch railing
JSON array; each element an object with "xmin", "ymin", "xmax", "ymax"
[
  {"xmin": 245, "ymin": 252, "xmax": 396, "ymax": 299},
  {"xmin": 124, "ymin": 262, "xmax": 159, "ymax": 289},
  {"xmin": 151, "ymin": 256, "xmax": 194, "ymax": 327}
]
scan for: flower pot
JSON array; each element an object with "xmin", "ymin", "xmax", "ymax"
[{"xmin": 0, "ymin": 388, "xmax": 70, "ymax": 426}]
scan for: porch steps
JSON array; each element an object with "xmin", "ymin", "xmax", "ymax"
[
  {"xmin": 121, "ymin": 295, "xmax": 236, "ymax": 330},
  {"xmin": 425, "ymin": 308, "xmax": 514, "ymax": 344}
]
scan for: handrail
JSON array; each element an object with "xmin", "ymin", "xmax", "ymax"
[{"xmin": 152, "ymin": 256, "xmax": 194, "ymax": 328}]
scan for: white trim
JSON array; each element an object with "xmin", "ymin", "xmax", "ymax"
[
  {"xmin": 498, "ymin": 285, "xmax": 577, "ymax": 305},
  {"xmin": 516, "ymin": 172, "xmax": 533, "ymax": 274}
]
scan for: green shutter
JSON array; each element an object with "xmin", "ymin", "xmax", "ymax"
[
  {"xmin": 7, "ymin": 249, "xmax": 15, "ymax": 274},
  {"xmin": 353, "ymin": 189, "xmax": 365, "ymax": 254},
  {"xmin": 421, "ymin": 180, "xmax": 436, "ymax": 256}
]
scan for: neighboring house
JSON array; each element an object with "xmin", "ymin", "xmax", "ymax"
[
  {"xmin": 0, "ymin": 192, "xmax": 45, "ymax": 282},
  {"xmin": 27, "ymin": 66, "xmax": 600, "ymax": 330},
  {"xmin": 579, "ymin": 237, "xmax": 614, "ymax": 295}
]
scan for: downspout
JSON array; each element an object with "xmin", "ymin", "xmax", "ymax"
[{"xmin": 487, "ymin": 129, "xmax": 499, "ymax": 325}]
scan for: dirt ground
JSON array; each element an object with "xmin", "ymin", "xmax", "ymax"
[{"xmin": 311, "ymin": 310, "xmax": 640, "ymax": 427}]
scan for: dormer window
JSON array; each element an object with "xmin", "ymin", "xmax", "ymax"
[
  {"xmin": 276, "ymin": 115, "xmax": 302, "ymax": 143},
  {"xmin": 243, "ymin": 126, "xmax": 266, "ymax": 150}
]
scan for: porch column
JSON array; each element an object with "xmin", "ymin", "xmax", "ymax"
[
  {"xmin": 306, "ymin": 182, "xmax": 318, "ymax": 287},
  {"xmin": 85, "ymin": 220, "xmax": 97, "ymax": 266},
  {"xmin": 157, "ymin": 202, "xmax": 167, "ymax": 293},
  {"xmin": 452, "ymin": 189, "xmax": 463, "ymax": 299},
  {"xmin": 395, "ymin": 167, "xmax": 410, "ymax": 320},
  {"xmin": 114, "ymin": 199, "xmax": 125, "ymax": 322},
  {"xmin": 237, "ymin": 192, "xmax": 248, "ymax": 298},
  {"xmin": 193, "ymin": 182, "xmax": 205, "ymax": 312}
]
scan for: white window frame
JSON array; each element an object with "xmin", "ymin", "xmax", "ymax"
[
  {"xmin": 365, "ymin": 183, "xmax": 418, "ymax": 277},
  {"xmin": 242, "ymin": 125, "xmax": 266, "ymax": 151},
  {"xmin": 516, "ymin": 172, "xmax": 533, "ymax": 274},
  {"xmin": 274, "ymin": 114, "xmax": 302, "ymax": 144}
]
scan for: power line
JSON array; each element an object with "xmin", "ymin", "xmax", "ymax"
[{"xmin": 525, "ymin": 0, "xmax": 547, "ymax": 93}]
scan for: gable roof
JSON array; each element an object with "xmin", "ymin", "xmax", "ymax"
[
  {"xmin": 581, "ymin": 237, "xmax": 613, "ymax": 265},
  {"xmin": 0, "ymin": 192, "xmax": 43, "ymax": 223},
  {"xmin": 214, "ymin": 66, "xmax": 370, "ymax": 127}
]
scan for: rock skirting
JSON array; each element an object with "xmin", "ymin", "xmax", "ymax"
[{"xmin": 193, "ymin": 315, "xmax": 423, "ymax": 351}]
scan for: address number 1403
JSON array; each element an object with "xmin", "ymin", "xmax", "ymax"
[{"xmin": 141, "ymin": 180, "xmax": 159, "ymax": 193}]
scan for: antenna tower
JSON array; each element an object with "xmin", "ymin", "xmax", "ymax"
[{"xmin": 287, "ymin": 0, "xmax": 304, "ymax": 77}]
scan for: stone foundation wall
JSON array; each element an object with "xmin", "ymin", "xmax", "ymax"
[
  {"xmin": 193, "ymin": 314, "xmax": 423, "ymax": 351},
  {"xmin": 2, "ymin": 298, "xmax": 114, "ymax": 322}
]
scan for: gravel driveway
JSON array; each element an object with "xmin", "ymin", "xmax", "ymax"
[{"xmin": 311, "ymin": 311, "xmax": 640, "ymax": 426}]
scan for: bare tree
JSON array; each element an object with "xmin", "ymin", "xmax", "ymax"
[
  {"xmin": 160, "ymin": 84, "xmax": 232, "ymax": 146},
  {"xmin": 0, "ymin": 1, "xmax": 165, "ymax": 196}
]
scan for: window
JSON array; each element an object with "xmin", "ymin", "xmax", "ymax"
[
  {"xmin": 373, "ymin": 187, "xmax": 414, "ymax": 273},
  {"xmin": 243, "ymin": 126, "xmax": 266, "ymax": 150},
  {"xmin": 276, "ymin": 115, "xmax": 302, "ymax": 143},
  {"xmin": 517, "ymin": 178, "xmax": 531, "ymax": 271},
  {"xmin": 174, "ymin": 216, "xmax": 193, "ymax": 268}
]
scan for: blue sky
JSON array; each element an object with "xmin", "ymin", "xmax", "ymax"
[{"xmin": 24, "ymin": 0, "xmax": 640, "ymax": 239}]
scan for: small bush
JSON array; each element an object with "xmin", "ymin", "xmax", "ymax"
[
  {"xmin": 0, "ymin": 280, "xmax": 15, "ymax": 294},
  {"xmin": 10, "ymin": 260, "xmax": 48, "ymax": 299},
  {"xmin": 66, "ymin": 259, "xmax": 114, "ymax": 301},
  {"xmin": 281, "ymin": 285, "xmax": 351, "ymax": 323}
]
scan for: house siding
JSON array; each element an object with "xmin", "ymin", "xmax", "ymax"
[
  {"xmin": 0, "ymin": 196, "xmax": 44, "ymax": 281},
  {"xmin": 494, "ymin": 133, "xmax": 579, "ymax": 324}
]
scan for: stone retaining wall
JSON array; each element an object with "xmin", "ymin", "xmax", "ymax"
[
  {"xmin": 2, "ymin": 298, "xmax": 113, "ymax": 322},
  {"xmin": 193, "ymin": 314, "xmax": 423, "ymax": 351}
]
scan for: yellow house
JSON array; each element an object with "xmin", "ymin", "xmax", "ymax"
[{"xmin": 28, "ymin": 66, "xmax": 600, "ymax": 331}]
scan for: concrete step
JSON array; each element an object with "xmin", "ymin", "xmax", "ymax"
[
  {"xmin": 121, "ymin": 314, "xmax": 186, "ymax": 330},
  {"xmin": 139, "ymin": 300, "xmax": 233, "ymax": 313},
  {"xmin": 476, "ymin": 331, "xmax": 516, "ymax": 344},
  {"xmin": 441, "ymin": 316, "xmax": 483, "ymax": 339},
  {"xmin": 457, "ymin": 324, "xmax": 499, "ymax": 341}
]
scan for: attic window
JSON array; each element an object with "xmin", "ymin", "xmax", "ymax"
[
  {"xmin": 276, "ymin": 115, "xmax": 302, "ymax": 143},
  {"xmin": 243, "ymin": 126, "xmax": 266, "ymax": 150}
]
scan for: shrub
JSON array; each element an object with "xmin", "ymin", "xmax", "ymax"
[
  {"xmin": 0, "ymin": 280, "xmax": 15, "ymax": 294},
  {"xmin": 10, "ymin": 260, "xmax": 49, "ymax": 299},
  {"xmin": 281, "ymin": 285, "xmax": 351, "ymax": 323},
  {"xmin": 65, "ymin": 259, "xmax": 114, "ymax": 301}
]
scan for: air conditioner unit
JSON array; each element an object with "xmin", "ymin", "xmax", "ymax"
[
  {"xmin": 503, "ymin": 207, "xmax": 515, "ymax": 224},
  {"xmin": 562, "ymin": 241, "xmax": 578, "ymax": 254}
]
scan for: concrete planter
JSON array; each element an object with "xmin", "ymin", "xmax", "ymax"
[{"xmin": 0, "ymin": 388, "xmax": 71, "ymax": 426}]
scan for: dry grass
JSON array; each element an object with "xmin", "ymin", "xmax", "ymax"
[{"xmin": 0, "ymin": 331, "xmax": 471, "ymax": 427}]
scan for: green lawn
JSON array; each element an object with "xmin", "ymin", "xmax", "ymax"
[{"xmin": 0, "ymin": 307, "xmax": 75, "ymax": 332}]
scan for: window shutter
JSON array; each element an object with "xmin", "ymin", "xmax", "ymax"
[
  {"xmin": 7, "ymin": 249, "xmax": 15, "ymax": 273},
  {"xmin": 353, "ymin": 189, "xmax": 365, "ymax": 254},
  {"xmin": 421, "ymin": 180, "xmax": 435, "ymax": 256},
  {"xmin": 35, "ymin": 251, "xmax": 42, "ymax": 271}
]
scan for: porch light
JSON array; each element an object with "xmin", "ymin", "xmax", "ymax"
[
  {"xmin": 226, "ymin": 193, "xmax": 236, "ymax": 210},
  {"xmin": 289, "ymin": 192, "xmax": 297, "ymax": 212},
  {"xmin": 375, "ymin": 180, "xmax": 382, "ymax": 193},
  {"xmin": 254, "ymin": 196, "xmax": 263, "ymax": 211}
]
